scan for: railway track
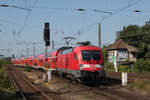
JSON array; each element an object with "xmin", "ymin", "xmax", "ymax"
[
  {"xmin": 107, "ymin": 71, "xmax": 150, "ymax": 82},
  {"xmin": 92, "ymin": 86, "xmax": 149, "ymax": 100},
  {"xmin": 7, "ymin": 67, "xmax": 52, "ymax": 100},
  {"xmin": 8, "ymin": 65, "xmax": 150, "ymax": 100},
  {"xmin": 74, "ymin": 81, "xmax": 150, "ymax": 100}
]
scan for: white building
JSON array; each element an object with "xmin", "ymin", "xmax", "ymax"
[{"xmin": 106, "ymin": 39, "xmax": 138, "ymax": 64}]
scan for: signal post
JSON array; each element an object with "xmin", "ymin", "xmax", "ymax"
[{"xmin": 43, "ymin": 22, "xmax": 51, "ymax": 83}]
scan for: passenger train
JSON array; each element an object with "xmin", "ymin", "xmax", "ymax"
[{"xmin": 13, "ymin": 42, "xmax": 106, "ymax": 81}]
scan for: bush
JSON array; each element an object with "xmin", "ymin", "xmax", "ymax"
[
  {"xmin": 0, "ymin": 60, "xmax": 22, "ymax": 100},
  {"xmin": 119, "ymin": 65, "xmax": 131, "ymax": 72},
  {"xmin": 0, "ymin": 68, "xmax": 11, "ymax": 89},
  {"xmin": 0, "ymin": 59, "xmax": 12, "ymax": 68},
  {"xmin": 0, "ymin": 60, "xmax": 3, "ymax": 69},
  {"xmin": 133, "ymin": 59, "xmax": 150, "ymax": 72},
  {"xmin": 25, "ymin": 65, "xmax": 32, "ymax": 72},
  {"xmin": 128, "ymin": 79, "xmax": 150, "ymax": 91},
  {"xmin": 105, "ymin": 61, "xmax": 114, "ymax": 71}
]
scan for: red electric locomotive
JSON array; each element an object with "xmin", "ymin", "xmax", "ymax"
[{"xmin": 55, "ymin": 43, "xmax": 105, "ymax": 81}]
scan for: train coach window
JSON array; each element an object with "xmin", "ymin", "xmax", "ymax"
[
  {"xmin": 39, "ymin": 59, "xmax": 43, "ymax": 63},
  {"xmin": 61, "ymin": 48, "xmax": 73, "ymax": 54},
  {"xmin": 75, "ymin": 53, "xmax": 77, "ymax": 60},
  {"xmin": 81, "ymin": 50, "xmax": 100, "ymax": 60}
]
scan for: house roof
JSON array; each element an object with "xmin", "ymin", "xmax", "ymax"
[{"xmin": 106, "ymin": 39, "xmax": 138, "ymax": 52}]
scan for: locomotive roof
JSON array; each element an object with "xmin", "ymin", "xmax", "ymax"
[
  {"xmin": 76, "ymin": 41, "xmax": 92, "ymax": 46},
  {"xmin": 57, "ymin": 46, "xmax": 72, "ymax": 51}
]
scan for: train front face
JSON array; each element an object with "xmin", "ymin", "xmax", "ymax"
[{"xmin": 77, "ymin": 46, "xmax": 105, "ymax": 80}]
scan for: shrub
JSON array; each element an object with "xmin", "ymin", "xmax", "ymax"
[
  {"xmin": 0, "ymin": 59, "xmax": 12, "ymax": 68},
  {"xmin": 25, "ymin": 65, "xmax": 32, "ymax": 72},
  {"xmin": 128, "ymin": 79, "xmax": 150, "ymax": 91},
  {"xmin": 0, "ymin": 60, "xmax": 22, "ymax": 100},
  {"xmin": 133, "ymin": 59, "xmax": 150, "ymax": 72},
  {"xmin": 0, "ymin": 60, "xmax": 4, "ymax": 69},
  {"xmin": 105, "ymin": 61, "xmax": 114, "ymax": 71},
  {"xmin": 119, "ymin": 65, "xmax": 131, "ymax": 72}
]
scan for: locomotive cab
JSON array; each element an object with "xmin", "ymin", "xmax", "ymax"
[
  {"xmin": 73, "ymin": 46, "xmax": 106, "ymax": 80},
  {"xmin": 56, "ymin": 44, "xmax": 106, "ymax": 81}
]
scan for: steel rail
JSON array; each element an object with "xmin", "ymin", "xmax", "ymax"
[
  {"xmin": 8, "ymin": 67, "xmax": 27, "ymax": 100},
  {"xmin": 8, "ymin": 67, "xmax": 52, "ymax": 100},
  {"xmin": 14, "ymin": 70, "xmax": 52, "ymax": 100},
  {"xmin": 107, "ymin": 72, "xmax": 150, "ymax": 82}
]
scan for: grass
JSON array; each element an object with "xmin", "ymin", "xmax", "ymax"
[
  {"xmin": 128, "ymin": 79, "xmax": 150, "ymax": 92},
  {"xmin": 0, "ymin": 59, "xmax": 23, "ymax": 100},
  {"xmin": 0, "ymin": 87, "xmax": 22, "ymax": 100},
  {"xmin": 0, "ymin": 68, "xmax": 23, "ymax": 100}
]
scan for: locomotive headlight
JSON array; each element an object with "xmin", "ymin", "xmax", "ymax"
[
  {"xmin": 95, "ymin": 64, "xmax": 101, "ymax": 68},
  {"xmin": 80, "ymin": 64, "xmax": 90, "ymax": 69},
  {"xmin": 95, "ymin": 64, "xmax": 104, "ymax": 68},
  {"xmin": 83, "ymin": 64, "xmax": 90, "ymax": 68}
]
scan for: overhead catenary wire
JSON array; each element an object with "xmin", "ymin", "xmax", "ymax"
[
  {"xmin": 76, "ymin": 0, "xmax": 145, "ymax": 33},
  {"xmin": 35, "ymin": 6, "xmax": 113, "ymax": 14},
  {"xmin": 18, "ymin": 0, "xmax": 38, "ymax": 38}
]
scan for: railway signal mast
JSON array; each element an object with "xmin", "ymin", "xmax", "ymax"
[
  {"xmin": 43, "ymin": 22, "xmax": 50, "ymax": 82},
  {"xmin": 44, "ymin": 22, "xmax": 50, "ymax": 47}
]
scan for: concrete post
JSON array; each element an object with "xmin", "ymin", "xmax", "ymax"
[
  {"xmin": 47, "ymin": 70, "xmax": 51, "ymax": 81},
  {"xmin": 122, "ymin": 72, "xmax": 128, "ymax": 86}
]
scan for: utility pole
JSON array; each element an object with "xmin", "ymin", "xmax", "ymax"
[
  {"xmin": 33, "ymin": 42, "xmax": 36, "ymax": 58},
  {"xmin": 0, "ymin": 24, "xmax": 1, "ymax": 32},
  {"xmin": 52, "ymin": 40, "xmax": 54, "ymax": 50},
  {"xmin": 98, "ymin": 23, "xmax": 101, "ymax": 48},
  {"xmin": 27, "ymin": 48, "xmax": 29, "ymax": 57},
  {"xmin": 33, "ymin": 46, "xmax": 35, "ymax": 57}
]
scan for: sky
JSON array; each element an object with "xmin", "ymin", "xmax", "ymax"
[{"xmin": 0, "ymin": 0, "xmax": 150, "ymax": 57}]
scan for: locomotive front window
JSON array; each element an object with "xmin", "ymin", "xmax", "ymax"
[{"xmin": 81, "ymin": 50, "xmax": 100, "ymax": 60}]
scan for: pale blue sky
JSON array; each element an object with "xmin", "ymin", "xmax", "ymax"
[{"xmin": 0, "ymin": 0, "xmax": 150, "ymax": 57}]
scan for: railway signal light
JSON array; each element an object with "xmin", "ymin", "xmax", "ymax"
[
  {"xmin": 45, "ymin": 40, "xmax": 50, "ymax": 46},
  {"xmin": 44, "ymin": 22, "xmax": 50, "ymax": 46}
]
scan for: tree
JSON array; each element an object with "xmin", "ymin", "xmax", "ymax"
[{"xmin": 116, "ymin": 21, "xmax": 150, "ymax": 59}]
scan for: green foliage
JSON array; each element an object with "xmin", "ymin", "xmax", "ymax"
[
  {"xmin": 105, "ymin": 61, "xmax": 114, "ymax": 71},
  {"xmin": 119, "ymin": 65, "xmax": 131, "ymax": 72},
  {"xmin": 25, "ymin": 65, "xmax": 32, "ymax": 72},
  {"xmin": 102, "ymin": 48, "xmax": 108, "ymax": 62},
  {"xmin": 0, "ymin": 61, "xmax": 3, "ymax": 69},
  {"xmin": 0, "ymin": 59, "xmax": 12, "ymax": 68},
  {"xmin": 0, "ymin": 69, "xmax": 11, "ymax": 89},
  {"xmin": 0, "ymin": 67, "xmax": 22, "ymax": 100},
  {"xmin": 128, "ymin": 79, "xmax": 150, "ymax": 91},
  {"xmin": 133, "ymin": 59, "xmax": 150, "ymax": 72},
  {"xmin": 116, "ymin": 21, "xmax": 150, "ymax": 59},
  {"xmin": 116, "ymin": 20, "xmax": 150, "ymax": 72}
]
